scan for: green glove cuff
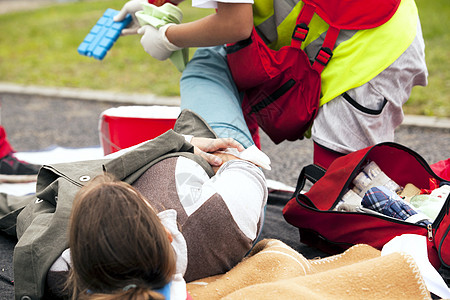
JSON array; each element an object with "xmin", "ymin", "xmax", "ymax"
[{"xmin": 136, "ymin": 3, "xmax": 189, "ymax": 72}]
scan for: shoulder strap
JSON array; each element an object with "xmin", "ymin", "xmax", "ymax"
[
  {"xmin": 291, "ymin": 3, "xmax": 316, "ymax": 49},
  {"xmin": 311, "ymin": 25, "xmax": 340, "ymax": 73},
  {"xmin": 291, "ymin": 0, "xmax": 401, "ymax": 73},
  {"xmin": 290, "ymin": 2, "xmax": 338, "ymax": 74}
]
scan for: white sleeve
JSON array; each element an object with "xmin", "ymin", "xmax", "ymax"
[
  {"xmin": 203, "ymin": 160, "xmax": 268, "ymax": 240},
  {"xmin": 174, "ymin": 158, "xmax": 267, "ymax": 240},
  {"xmin": 192, "ymin": 0, "xmax": 253, "ymax": 9}
]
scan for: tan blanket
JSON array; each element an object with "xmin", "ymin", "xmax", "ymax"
[{"xmin": 187, "ymin": 239, "xmax": 431, "ymax": 299}]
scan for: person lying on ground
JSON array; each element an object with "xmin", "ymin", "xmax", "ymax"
[
  {"xmin": 48, "ymin": 137, "xmax": 267, "ymax": 298},
  {"xmin": 9, "ymin": 110, "xmax": 268, "ymax": 299}
]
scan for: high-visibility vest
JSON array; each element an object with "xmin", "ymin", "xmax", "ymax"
[{"xmin": 252, "ymin": 0, "xmax": 418, "ymax": 105}]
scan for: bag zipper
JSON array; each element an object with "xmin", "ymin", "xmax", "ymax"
[
  {"xmin": 428, "ymin": 223, "xmax": 434, "ymax": 242},
  {"xmin": 249, "ymin": 79, "xmax": 296, "ymax": 115}
]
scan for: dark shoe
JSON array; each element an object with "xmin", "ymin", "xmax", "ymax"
[{"xmin": 0, "ymin": 153, "xmax": 41, "ymax": 183}]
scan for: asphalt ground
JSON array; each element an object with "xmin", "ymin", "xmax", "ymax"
[{"xmin": 1, "ymin": 88, "xmax": 448, "ymax": 188}]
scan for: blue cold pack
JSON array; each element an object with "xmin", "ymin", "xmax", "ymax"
[{"xmin": 78, "ymin": 8, "xmax": 132, "ymax": 60}]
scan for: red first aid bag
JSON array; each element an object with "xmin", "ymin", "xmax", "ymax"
[
  {"xmin": 282, "ymin": 142, "xmax": 450, "ymax": 269},
  {"xmin": 226, "ymin": 0, "xmax": 400, "ymax": 144}
]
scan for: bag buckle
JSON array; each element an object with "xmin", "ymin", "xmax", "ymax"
[
  {"xmin": 315, "ymin": 47, "xmax": 333, "ymax": 66},
  {"xmin": 292, "ymin": 23, "xmax": 309, "ymax": 42}
]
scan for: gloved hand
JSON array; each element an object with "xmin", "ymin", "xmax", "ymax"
[
  {"xmin": 138, "ymin": 24, "xmax": 181, "ymax": 61},
  {"xmin": 113, "ymin": 0, "xmax": 147, "ymax": 35}
]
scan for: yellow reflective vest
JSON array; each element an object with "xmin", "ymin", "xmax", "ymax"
[{"xmin": 252, "ymin": 0, "xmax": 418, "ymax": 105}]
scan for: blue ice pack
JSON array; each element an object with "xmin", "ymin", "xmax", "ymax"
[{"xmin": 78, "ymin": 8, "xmax": 132, "ymax": 60}]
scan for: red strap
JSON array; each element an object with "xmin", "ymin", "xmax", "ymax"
[
  {"xmin": 312, "ymin": 25, "xmax": 340, "ymax": 73},
  {"xmin": 291, "ymin": 3, "xmax": 316, "ymax": 48},
  {"xmin": 291, "ymin": 3, "xmax": 341, "ymax": 73}
]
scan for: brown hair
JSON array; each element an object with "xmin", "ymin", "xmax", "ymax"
[{"xmin": 67, "ymin": 174, "xmax": 176, "ymax": 300}]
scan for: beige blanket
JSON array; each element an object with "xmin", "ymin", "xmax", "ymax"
[{"xmin": 187, "ymin": 239, "xmax": 431, "ymax": 299}]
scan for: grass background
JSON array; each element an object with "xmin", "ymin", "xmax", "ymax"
[{"xmin": 0, "ymin": 0, "xmax": 448, "ymax": 117}]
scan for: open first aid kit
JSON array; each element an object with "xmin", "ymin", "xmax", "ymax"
[{"xmin": 283, "ymin": 142, "xmax": 450, "ymax": 269}]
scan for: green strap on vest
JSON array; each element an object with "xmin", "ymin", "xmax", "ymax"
[{"xmin": 136, "ymin": 3, "xmax": 189, "ymax": 72}]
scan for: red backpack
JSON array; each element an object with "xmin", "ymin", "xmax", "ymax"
[{"xmin": 226, "ymin": 0, "xmax": 400, "ymax": 145}]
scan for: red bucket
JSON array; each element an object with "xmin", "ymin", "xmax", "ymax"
[{"xmin": 99, "ymin": 106, "xmax": 180, "ymax": 155}]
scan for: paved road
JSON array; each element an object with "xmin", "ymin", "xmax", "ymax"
[{"xmin": 1, "ymin": 91, "xmax": 449, "ymax": 187}]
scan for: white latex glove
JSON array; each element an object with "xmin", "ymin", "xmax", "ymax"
[
  {"xmin": 113, "ymin": 0, "xmax": 146, "ymax": 36},
  {"xmin": 138, "ymin": 24, "xmax": 181, "ymax": 61}
]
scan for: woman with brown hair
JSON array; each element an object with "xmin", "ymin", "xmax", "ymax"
[{"xmin": 67, "ymin": 174, "xmax": 183, "ymax": 299}]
